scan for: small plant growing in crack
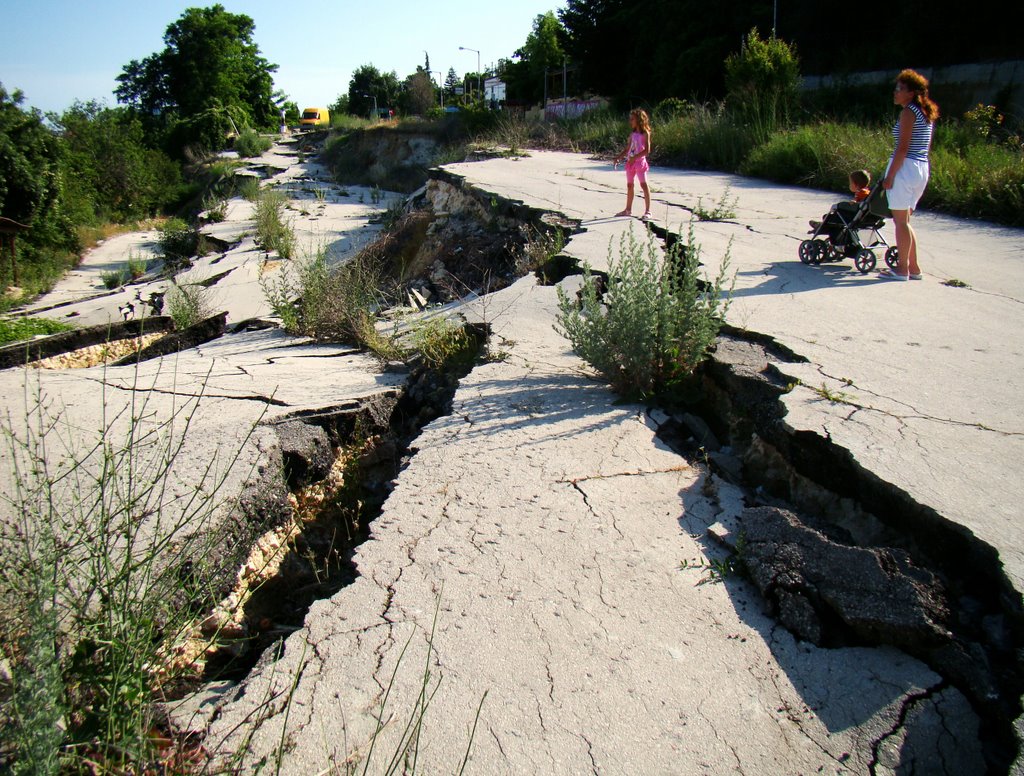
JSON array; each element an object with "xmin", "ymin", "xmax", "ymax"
[
  {"xmin": 681, "ymin": 533, "xmax": 748, "ymax": 585},
  {"xmin": 693, "ymin": 185, "xmax": 737, "ymax": 222},
  {"xmin": 788, "ymin": 378, "xmax": 857, "ymax": 406},
  {"xmin": 943, "ymin": 278, "xmax": 969, "ymax": 288},
  {"xmin": 809, "ymin": 381, "xmax": 856, "ymax": 405}
]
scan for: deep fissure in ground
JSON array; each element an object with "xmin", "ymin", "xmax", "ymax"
[{"xmin": 209, "ymin": 170, "xmax": 1023, "ymax": 771}]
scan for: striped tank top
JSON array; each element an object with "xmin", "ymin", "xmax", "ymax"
[{"xmin": 892, "ymin": 102, "xmax": 932, "ymax": 163}]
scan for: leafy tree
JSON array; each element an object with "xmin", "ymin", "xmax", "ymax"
[
  {"xmin": 347, "ymin": 64, "xmax": 401, "ymax": 117},
  {"xmin": 503, "ymin": 11, "xmax": 566, "ymax": 106},
  {"xmin": 444, "ymin": 67, "xmax": 461, "ymax": 101},
  {"xmin": 329, "ymin": 93, "xmax": 350, "ymax": 117},
  {"xmin": 559, "ymin": 0, "xmax": 1024, "ymax": 105},
  {"xmin": 116, "ymin": 4, "xmax": 278, "ymax": 153},
  {"xmin": 0, "ymin": 85, "xmax": 72, "ymax": 250},
  {"xmin": 724, "ymin": 29, "xmax": 800, "ymax": 142},
  {"xmin": 53, "ymin": 101, "xmax": 182, "ymax": 224},
  {"xmin": 400, "ymin": 69, "xmax": 436, "ymax": 116}
]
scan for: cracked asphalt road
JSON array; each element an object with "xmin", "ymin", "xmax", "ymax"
[
  {"xmin": 198, "ymin": 148, "xmax": 1005, "ymax": 772},
  {"xmin": 7, "ymin": 143, "xmax": 1009, "ymax": 772}
]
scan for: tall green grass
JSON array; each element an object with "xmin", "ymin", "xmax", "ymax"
[
  {"xmin": 0, "ymin": 372, "xmax": 262, "ymax": 772},
  {"xmin": 740, "ymin": 122, "xmax": 890, "ymax": 190}
]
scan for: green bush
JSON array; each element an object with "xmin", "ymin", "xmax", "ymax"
[
  {"xmin": 233, "ymin": 128, "xmax": 273, "ymax": 158},
  {"xmin": 262, "ymin": 249, "xmax": 401, "ymax": 360},
  {"xmin": 653, "ymin": 97, "xmax": 693, "ymax": 123},
  {"xmin": 165, "ymin": 280, "xmax": 212, "ymax": 328},
  {"xmin": 236, "ymin": 174, "xmax": 262, "ymax": 201},
  {"xmin": 100, "ymin": 268, "xmax": 129, "ymax": 289},
  {"xmin": 740, "ymin": 121, "xmax": 889, "ymax": 189},
  {"xmin": 406, "ymin": 315, "xmax": 473, "ymax": 369},
  {"xmin": 0, "ymin": 316, "xmax": 71, "ymax": 345},
  {"xmin": 159, "ymin": 217, "xmax": 202, "ymax": 264},
  {"xmin": 927, "ymin": 138, "xmax": 1024, "ymax": 225},
  {"xmin": 253, "ymin": 190, "xmax": 296, "ymax": 259},
  {"xmin": 724, "ymin": 28, "xmax": 800, "ymax": 143},
  {"xmin": 127, "ymin": 255, "xmax": 148, "ymax": 280},
  {"xmin": 556, "ymin": 223, "xmax": 731, "ymax": 402},
  {"xmin": 655, "ymin": 104, "xmax": 759, "ymax": 170}
]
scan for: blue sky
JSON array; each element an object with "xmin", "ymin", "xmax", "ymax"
[{"xmin": 2, "ymin": 0, "xmax": 562, "ymax": 114}]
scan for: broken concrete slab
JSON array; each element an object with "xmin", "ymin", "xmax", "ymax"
[
  {"xmin": 199, "ymin": 276, "xmax": 987, "ymax": 774},
  {"xmin": 739, "ymin": 505, "xmax": 949, "ymax": 649},
  {"xmin": 440, "ymin": 148, "xmax": 1024, "ymax": 602}
]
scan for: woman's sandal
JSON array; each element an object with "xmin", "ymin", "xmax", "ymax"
[{"xmin": 877, "ymin": 269, "xmax": 910, "ymax": 281}]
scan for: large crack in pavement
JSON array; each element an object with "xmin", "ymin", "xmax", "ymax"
[{"xmin": 164, "ymin": 155, "xmax": 1017, "ymax": 773}]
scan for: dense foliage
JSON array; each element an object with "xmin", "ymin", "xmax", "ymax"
[
  {"xmin": 347, "ymin": 65, "xmax": 402, "ymax": 118},
  {"xmin": 116, "ymin": 4, "xmax": 278, "ymax": 155},
  {"xmin": 55, "ymin": 101, "xmax": 185, "ymax": 224},
  {"xmin": 0, "ymin": 85, "xmax": 190, "ymax": 304},
  {"xmin": 500, "ymin": 12, "xmax": 566, "ymax": 107},
  {"xmin": 558, "ymin": 0, "xmax": 1024, "ymax": 105}
]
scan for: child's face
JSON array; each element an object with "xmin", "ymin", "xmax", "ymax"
[
  {"xmin": 848, "ymin": 178, "xmax": 859, "ymax": 193},
  {"xmin": 630, "ymin": 114, "xmax": 638, "ymax": 130}
]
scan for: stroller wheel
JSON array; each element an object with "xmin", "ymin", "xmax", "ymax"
[
  {"xmin": 885, "ymin": 246, "xmax": 899, "ymax": 270},
  {"xmin": 799, "ymin": 239, "xmax": 816, "ymax": 264},
  {"xmin": 854, "ymin": 248, "xmax": 877, "ymax": 274}
]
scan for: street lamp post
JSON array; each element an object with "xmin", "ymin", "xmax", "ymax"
[
  {"xmin": 459, "ymin": 46, "xmax": 481, "ymax": 104},
  {"xmin": 361, "ymin": 92, "xmax": 378, "ymax": 120}
]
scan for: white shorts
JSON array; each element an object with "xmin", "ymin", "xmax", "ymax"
[{"xmin": 885, "ymin": 157, "xmax": 929, "ymax": 211}]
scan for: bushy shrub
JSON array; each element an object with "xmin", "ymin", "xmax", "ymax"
[
  {"xmin": 406, "ymin": 315, "xmax": 474, "ymax": 369},
  {"xmin": 262, "ymin": 249, "xmax": 400, "ymax": 359},
  {"xmin": 159, "ymin": 217, "xmax": 202, "ymax": 264},
  {"xmin": 233, "ymin": 128, "xmax": 273, "ymax": 158},
  {"xmin": 556, "ymin": 223, "xmax": 732, "ymax": 402},
  {"xmin": 253, "ymin": 190, "xmax": 296, "ymax": 258},
  {"xmin": 165, "ymin": 280, "xmax": 212, "ymax": 328},
  {"xmin": 100, "ymin": 268, "xmax": 129, "ymax": 289},
  {"xmin": 127, "ymin": 255, "xmax": 148, "ymax": 280},
  {"xmin": 655, "ymin": 104, "xmax": 759, "ymax": 170},
  {"xmin": 927, "ymin": 138, "xmax": 1024, "ymax": 225},
  {"xmin": 236, "ymin": 175, "xmax": 261, "ymax": 201},
  {"xmin": 654, "ymin": 97, "xmax": 692, "ymax": 123},
  {"xmin": 724, "ymin": 28, "xmax": 800, "ymax": 143}
]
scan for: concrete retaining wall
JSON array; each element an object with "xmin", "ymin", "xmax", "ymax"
[{"xmin": 803, "ymin": 60, "xmax": 1024, "ymax": 119}]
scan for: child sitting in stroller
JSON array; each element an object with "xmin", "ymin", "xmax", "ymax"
[
  {"xmin": 799, "ymin": 170, "xmax": 897, "ymax": 273},
  {"xmin": 809, "ymin": 170, "xmax": 871, "ymax": 230}
]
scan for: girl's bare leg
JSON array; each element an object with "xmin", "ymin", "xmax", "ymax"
[
  {"xmin": 640, "ymin": 181, "xmax": 651, "ymax": 213},
  {"xmin": 622, "ymin": 183, "xmax": 635, "ymax": 215}
]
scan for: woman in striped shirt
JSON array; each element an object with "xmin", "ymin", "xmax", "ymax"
[{"xmin": 878, "ymin": 69, "xmax": 940, "ymax": 281}]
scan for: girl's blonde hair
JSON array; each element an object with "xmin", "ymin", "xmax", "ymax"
[{"xmin": 630, "ymin": 108, "xmax": 651, "ymax": 133}]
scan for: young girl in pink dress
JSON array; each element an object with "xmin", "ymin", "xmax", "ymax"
[{"xmin": 613, "ymin": 108, "xmax": 652, "ymax": 221}]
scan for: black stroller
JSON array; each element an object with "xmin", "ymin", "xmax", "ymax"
[{"xmin": 798, "ymin": 180, "xmax": 899, "ymax": 273}]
